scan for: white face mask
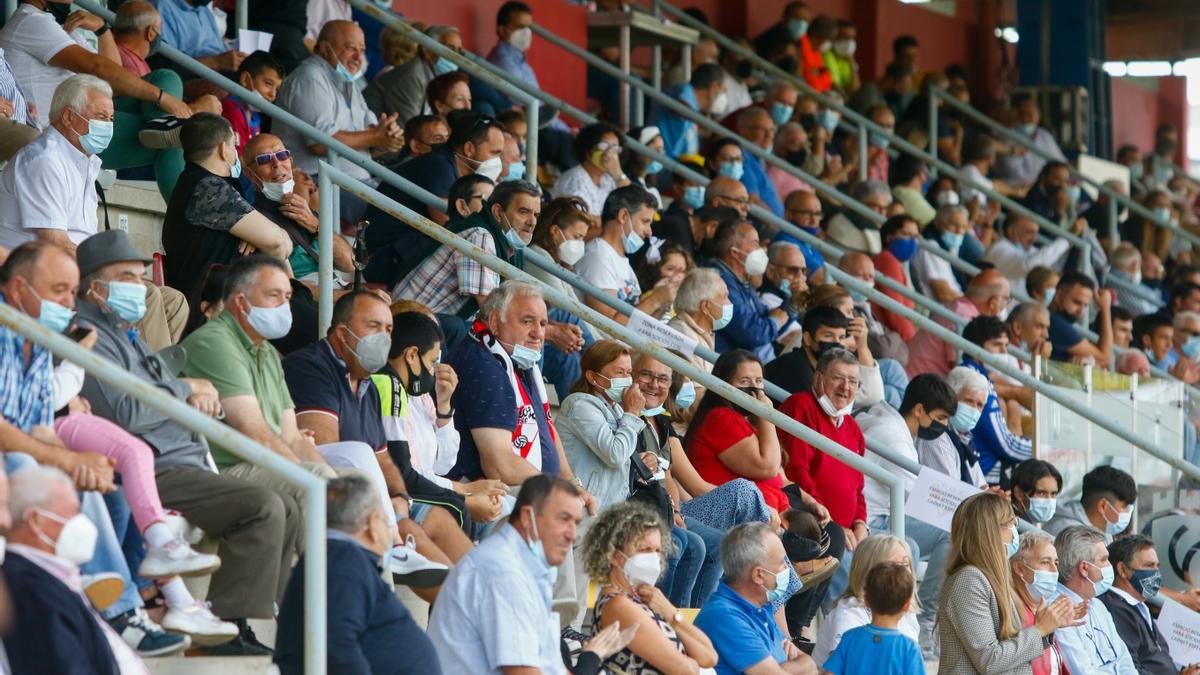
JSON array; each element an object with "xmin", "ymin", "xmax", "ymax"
[
  {"xmin": 817, "ymin": 393, "xmax": 853, "ymax": 419},
  {"xmin": 710, "ymin": 91, "xmax": 730, "ymax": 116},
  {"xmin": 508, "ymin": 26, "xmax": 533, "ymax": 51},
  {"xmin": 622, "ymin": 551, "xmax": 662, "ymax": 588},
  {"xmin": 558, "ymin": 239, "xmax": 586, "ymax": 266},
  {"xmin": 475, "ymin": 156, "xmax": 504, "ymax": 182},
  {"xmin": 34, "ymin": 509, "xmax": 98, "ymax": 566},
  {"xmin": 743, "ymin": 247, "xmax": 769, "ymax": 277},
  {"xmin": 261, "ymin": 178, "xmax": 295, "ymax": 202}
]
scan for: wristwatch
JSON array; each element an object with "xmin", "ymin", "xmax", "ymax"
[{"xmin": 669, "ymin": 610, "xmax": 684, "ymax": 626}]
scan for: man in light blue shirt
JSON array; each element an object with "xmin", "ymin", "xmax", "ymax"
[
  {"xmin": 154, "ymin": 0, "xmax": 242, "ymax": 67},
  {"xmin": 1053, "ymin": 525, "xmax": 1138, "ymax": 675},
  {"xmin": 650, "ymin": 62, "xmax": 726, "ymax": 159},
  {"xmin": 428, "ymin": 474, "xmax": 583, "ymax": 675}
]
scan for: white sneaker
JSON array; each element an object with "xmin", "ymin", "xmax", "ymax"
[
  {"xmin": 161, "ymin": 601, "xmax": 239, "ymax": 646},
  {"xmin": 138, "ymin": 538, "xmax": 221, "ymax": 578},
  {"xmin": 389, "ymin": 534, "xmax": 449, "ymax": 588}
]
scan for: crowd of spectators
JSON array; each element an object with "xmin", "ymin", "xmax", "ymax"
[{"xmin": 3, "ymin": 0, "xmax": 1200, "ymax": 674}]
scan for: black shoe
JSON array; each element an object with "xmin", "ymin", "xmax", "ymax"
[
  {"xmin": 195, "ymin": 619, "xmax": 273, "ymax": 657},
  {"xmin": 138, "ymin": 116, "xmax": 183, "ymax": 149}
]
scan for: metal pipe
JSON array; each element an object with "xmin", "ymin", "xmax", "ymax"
[
  {"xmin": 857, "ymin": 125, "xmax": 868, "ymax": 183},
  {"xmin": 619, "ymin": 23, "xmax": 631, "ymax": 129},
  {"xmin": 1106, "ymin": 271, "xmax": 1165, "ymax": 307},
  {"xmin": 318, "ymin": 166, "xmax": 335, "ymax": 335},
  {"xmin": 235, "ymin": 0, "xmax": 247, "ymax": 31},
  {"xmin": 321, "ymin": 161, "xmax": 910, "ymax": 537},
  {"xmin": 841, "ymin": 273, "xmax": 1200, "ymax": 483},
  {"xmin": 4, "ymin": 0, "xmax": 16, "ymax": 20},
  {"xmin": 528, "ymin": 21, "xmax": 890, "ymax": 227},
  {"xmin": 525, "ymin": 102, "xmax": 539, "ymax": 186},
  {"xmin": 0, "ymin": 302, "xmax": 329, "ymax": 675},
  {"xmin": 931, "ymin": 87, "xmax": 1198, "ymax": 248}
]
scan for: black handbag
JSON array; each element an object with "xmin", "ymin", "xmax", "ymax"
[{"xmin": 627, "ymin": 452, "xmax": 673, "ymax": 526}]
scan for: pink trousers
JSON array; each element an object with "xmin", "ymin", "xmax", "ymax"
[{"xmin": 55, "ymin": 413, "xmax": 167, "ymax": 534}]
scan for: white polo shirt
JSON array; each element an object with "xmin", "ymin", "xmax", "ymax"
[
  {"xmin": 0, "ymin": 126, "xmax": 101, "ymax": 251},
  {"xmin": 0, "ymin": 4, "xmax": 93, "ymax": 129}
]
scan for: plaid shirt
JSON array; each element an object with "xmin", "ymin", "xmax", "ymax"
[
  {"xmin": 391, "ymin": 226, "xmax": 501, "ymax": 315},
  {"xmin": 0, "ymin": 299, "xmax": 54, "ymax": 432}
]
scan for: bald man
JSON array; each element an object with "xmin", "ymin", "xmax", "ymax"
[
  {"xmin": 242, "ymin": 134, "xmax": 354, "ymax": 284},
  {"xmin": 735, "ymin": 107, "xmax": 785, "ymax": 217},
  {"xmin": 776, "ymin": 190, "xmax": 828, "ymax": 284},
  {"xmin": 983, "ymin": 213, "xmax": 1078, "ymax": 297},
  {"xmin": 705, "ymin": 176, "xmax": 751, "ymax": 220},
  {"xmin": 906, "ymin": 269, "xmax": 1012, "ymax": 378},
  {"xmin": 276, "ymin": 20, "xmax": 404, "ymax": 223}
]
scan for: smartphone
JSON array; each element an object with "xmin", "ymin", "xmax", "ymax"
[{"xmin": 66, "ymin": 326, "xmax": 92, "ymax": 342}]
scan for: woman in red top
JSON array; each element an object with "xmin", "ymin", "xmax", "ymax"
[
  {"xmin": 682, "ymin": 349, "xmax": 789, "ymax": 513},
  {"xmin": 872, "ymin": 215, "xmax": 920, "ymax": 341},
  {"xmin": 1011, "ymin": 529, "xmax": 1071, "ymax": 675}
]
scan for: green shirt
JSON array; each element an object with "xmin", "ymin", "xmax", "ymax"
[
  {"xmin": 288, "ymin": 239, "xmax": 320, "ymax": 279},
  {"xmin": 180, "ymin": 310, "xmax": 294, "ymax": 469},
  {"xmin": 823, "ymin": 52, "xmax": 855, "ymax": 92}
]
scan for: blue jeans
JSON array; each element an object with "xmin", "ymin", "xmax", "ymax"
[
  {"xmin": 683, "ymin": 517, "xmax": 723, "ymax": 608},
  {"xmin": 541, "ymin": 309, "xmax": 594, "ymax": 398},
  {"xmin": 662, "ymin": 525, "xmax": 703, "ymax": 608},
  {"xmin": 80, "ymin": 490, "xmax": 144, "ymax": 619},
  {"xmin": 869, "ymin": 514, "xmax": 950, "ymax": 625}
]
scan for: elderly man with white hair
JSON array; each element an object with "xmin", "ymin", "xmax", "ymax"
[
  {"xmin": 694, "ymin": 522, "xmax": 818, "ymax": 675},
  {"xmin": 1108, "ymin": 243, "xmax": 1159, "ymax": 316},
  {"xmin": 1053, "ymin": 525, "xmax": 1138, "ymax": 675},
  {"xmin": 0, "ymin": 75, "xmax": 187, "ymax": 348},
  {"xmin": 668, "ymin": 267, "xmax": 729, "ymax": 376},
  {"xmin": 760, "ymin": 240, "xmax": 806, "ymax": 346},
  {"xmin": 916, "ymin": 366, "xmax": 989, "ymax": 487},
  {"xmin": 984, "ymin": 213, "xmax": 1077, "ymax": 297},
  {"xmin": 3, "ymin": 465, "xmax": 146, "ymax": 674},
  {"xmin": 826, "ymin": 179, "xmax": 892, "ymax": 255},
  {"xmin": 1170, "ymin": 311, "xmax": 1200, "ymax": 374}
]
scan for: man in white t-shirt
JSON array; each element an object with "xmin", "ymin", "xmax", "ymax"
[
  {"xmin": 911, "ymin": 204, "xmax": 969, "ymax": 303},
  {"xmin": 575, "ymin": 185, "xmax": 676, "ymax": 325}
]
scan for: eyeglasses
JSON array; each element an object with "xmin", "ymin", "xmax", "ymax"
[
  {"xmin": 253, "ymin": 149, "xmax": 292, "ymax": 165},
  {"xmin": 783, "ymin": 265, "xmax": 807, "ymax": 275},
  {"xmin": 636, "ymin": 370, "xmax": 672, "ymax": 387},
  {"xmin": 717, "ymin": 195, "xmax": 750, "ymax": 207}
]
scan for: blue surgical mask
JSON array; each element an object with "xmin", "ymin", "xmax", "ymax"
[
  {"xmin": 245, "ymin": 301, "xmax": 293, "ymax": 340},
  {"xmin": 888, "ymin": 237, "xmax": 919, "ymax": 263},
  {"xmin": 770, "ymin": 102, "xmax": 794, "ymax": 127},
  {"xmin": 1152, "ymin": 206, "xmax": 1173, "ymax": 224},
  {"xmin": 1027, "ymin": 497, "xmax": 1056, "ymax": 523},
  {"xmin": 524, "ymin": 507, "xmax": 557, "ymax": 585},
  {"xmin": 1130, "ymin": 568, "xmax": 1162, "ymax": 599},
  {"xmin": 645, "ymin": 160, "xmax": 664, "ymax": 175},
  {"xmin": 509, "ymin": 343, "xmax": 541, "ymax": 370},
  {"xmin": 779, "ymin": 278, "xmax": 791, "ymax": 296},
  {"xmin": 101, "ymin": 280, "xmax": 148, "ymax": 324},
  {"xmin": 503, "ymin": 160, "xmax": 527, "ymax": 182},
  {"xmin": 336, "ymin": 61, "xmax": 364, "ymax": 83},
  {"xmin": 598, "ymin": 373, "xmax": 632, "ymax": 402},
  {"xmin": 817, "ymin": 109, "xmax": 839, "ymax": 131},
  {"xmin": 433, "ymin": 56, "xmax": 458, "ymax": 75},
  {"xmin": 1017, "ymin": 123, "xmax": 1037, "ymax": 136},
  {"xmin": 504, "ymin": 226, "xmax": 530, "ymax": 251},
  {"xmin": 24, "ymin": 280, "xmax": 74, "ymax": 333},
  {"xmin": 674, "ymin": 381, "xmax": 696, "ymax": 409},
  {"xmin": 940, "ymin": 231, "xmax": 964, "ymax": 251},
  {"xmin": 71, "ymin": 109, "xmax": 114, "ymax": 155},
  {"xmin": 642, "ymin": 405, "xmax": 666, "ymax": 417},
  {"xmin": 761, "ymin": 564, "xmax": 792, "ymax": 604},
  {"xmin": 849, "ymin": 289, "xmax": 867, "ymax": 303},
  {"xmin": 229, "ymin": 156, "xmax": 242, "ymax": 179},
  {"xmin": 1022, "ymin": 564, "xmax": 1060, "ymax": 601},
  {"xmin": 710, "ymin": 301, "xmax": 734, "ymax": 330},
  {"xmin": 1043, "ymin": 288, "xmax": 1056, "ymax": 307},
  {"xmin": 1086, "ymin": 561, "xmax": 1115, "ymax": 596},
  {"xmin": 1066, "ymin": 185, "xmax": 1082, "ymax": 205},
  {"xmin": 718, "ymin": 161, "xmax": 744, "ymax": 181},
  {"xmin": 683, "ymin": 185, "xmax": 705, "ymax": 209},
  {"xmin": 870, "ymin": 132, "xmax": 890, "ymax": 149},
  {"xmin": 1183, "ymin": 335, "xmax": 1200, "ymax": 360},
  {"xmin": 950, "ymin": 403, "xmax": 981, "ymax": 433},
  {"xmin": 1005, "ymin": 524, "xmax": 1020, "ymax": 559},
  {"xmin": 1129, "ymin": 163, "xmax": 1144, "ymax": 181},
  {"xmin": 624, "ymin": 228, "xmax": 645, "ymax": 255},
  {"xmin": 1104, "ymin": 501, "xmax": 1133, "ymax": 536}
]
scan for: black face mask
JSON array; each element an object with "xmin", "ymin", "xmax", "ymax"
[
  {"xmin": 47, "ymin": 2, "xmax": 71, "ymax": 24},
  {"xmin": 798, "ymin": 113, "xmax": 817, "ymax": 130},
  {"xmin": 786, "ymin": 149, "xmax": 809, "ymax": 167},
  {"xmin": 734, "ymin": 58, "xmax": 754, "ymax": 80},
  {"xmin": 917, "ymin": 418, "xmax": 948, "ymax": 441},
  {"xmin": 731, "ymin": 386, "xmax": 762, "ymax": 418},
  {"xmin": 811, "ymin": 340, "xmax": 841, "ymax": 358},
  {"xmin": 404, "ymin": 355, "xmax": 436, "ymax": 397}
]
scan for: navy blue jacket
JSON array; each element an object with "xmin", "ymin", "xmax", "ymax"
[
  {"xmin": 275, "ymin": 536, "xmax": 443, "ymax": 675},
  {"xmin": 712, "ymin": 261, "xmax": 780, "ymax": 362},
  {"xmin": 3, "ymin": 552, "xmax": 119, "ymax": 675}
]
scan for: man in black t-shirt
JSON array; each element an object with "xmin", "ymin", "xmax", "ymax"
[{"xmin": 162, "ymin": 113, "xmax": 293, "ymax": 302}]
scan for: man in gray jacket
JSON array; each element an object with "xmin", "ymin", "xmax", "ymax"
[{"xmin": 75, "ymin": 230, "xmax": 294, "ymax": 657}]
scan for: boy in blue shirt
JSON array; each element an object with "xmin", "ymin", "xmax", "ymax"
[{"xmin": 822, "ymin": 561, "xmax": 925, "ymax": 675}]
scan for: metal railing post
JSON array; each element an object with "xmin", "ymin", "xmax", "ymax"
[
  {"xmin": 857, "ymin": 125, "xmax": 869, "ymax": 183},
  {"xmin": 619, "ymin": 23, "xmax": 632, "ymax": 129},
  {"xmin": 321, "ymin": 161, "xmax": 909, "ymax": 535},
  {"xmin": 327, "ymin": 148, "xmax": 341, "ymax": 239},
  {"xmin": 0, "ymin": 303, "xmax": 328, "ymax": 675},
  {"xmin": 4, "ymin": 0, "xmax": 16, "ymax": 20},
  {"xmin": 318, "ymin": 165, "xmax": 335, "ymax": 336},
  {"xmin": 525, "ymin": 101, "xmax": 539, "ymax": 185},
  {"xmin": 235, "ymin": 0, "xmax": 247, "ymax": 31}
]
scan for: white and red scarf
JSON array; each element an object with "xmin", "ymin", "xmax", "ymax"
[{"xmin": 472, "ymin": 320, "xmax": 556, "ymax": 469}]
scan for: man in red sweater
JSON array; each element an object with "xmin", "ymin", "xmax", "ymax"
[{"xmin": 778, "ymin": 347, "xmax": 869, "ymax": 550}]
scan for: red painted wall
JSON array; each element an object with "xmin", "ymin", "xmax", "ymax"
[
  {"xmin": 393, "ymin": 0, "xmax": 590, "ymax": 118},
  {"xmin": 1110, "ymin": 77, "xmax": 1188, "ymax": 162}
]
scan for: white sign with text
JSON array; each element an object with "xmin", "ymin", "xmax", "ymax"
[
  {"xmin": 1159, "ymin": 599, "xmax": 1200, "ymax": 666},
  {"xmin": 905, "ymin": 466, "xmax": 981, "ymax": 532},
  {"xmin": 627, "ymin": 309, "xmax": 698, "ymax": 358}
]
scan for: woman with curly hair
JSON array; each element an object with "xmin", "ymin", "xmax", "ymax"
[{"xmin": 581, "ymin": 501, "xmax": 718, "ymax": 675}]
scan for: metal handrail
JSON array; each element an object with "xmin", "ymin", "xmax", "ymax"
[
  {"xmin": 1106, "ymin": 271, "xmax": 1166, "ymax": 308},
  {"xmin": 318, "ymin": 160, "xmax": 910, "ymax": 538},
  {"xmin": 0, "ymin": 303, "xmax": 328, "ymax": 675},
  {"xmin": 929, "ymin": 87, "xmax": 1200, "ymax": 250}
]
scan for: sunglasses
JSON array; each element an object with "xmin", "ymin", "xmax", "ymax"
[{"xmin": 253, "ymin": 149, "xmax": 292, "ymax": 165}]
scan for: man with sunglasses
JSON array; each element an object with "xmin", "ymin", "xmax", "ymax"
[{"xmin": 242, "ymin": 133, "xmax": 354, "ymax": 286}]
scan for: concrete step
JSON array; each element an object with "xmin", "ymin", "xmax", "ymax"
[{"xmin": 145, "ymin": 655, "xmax": 277, "ymax": 675}]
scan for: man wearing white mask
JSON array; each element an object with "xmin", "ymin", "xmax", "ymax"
[
  {"xmin": 709, "ymin": 220, "xmax": 787, "ymax": 362},
  {"xmin": 429, "ymin": 473, "xmax": 583, "ymax": 674},
  {"xmin": 276, "ymin": 20, "xmax": 403, "ymax": 223},
  {"xmin": 242, "ymin": 133, "xmax": 354, "ymax": 286},
  {"xmin": 823, "ymin": 20, "xmax": 859, "ymax": 94},
  {"xmin": 4, "ymin": 465, "xmax": 146, "ymax": 675},
  {"xmin": 1052, "ymin": 525, "xmax": 1138, "ymax": 675},
  {"xmin": 984, "ymin": 214, "xmax": 1076, "ymax": 299}
]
